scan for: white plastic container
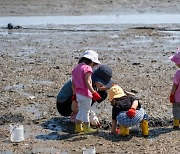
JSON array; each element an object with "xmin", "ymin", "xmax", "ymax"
[
  {"xmin": 10, "ymin": 124, "xmax": 24, "ymax": 142},
  {"xmin": 83, "ymin": 147, "xmax": 96, "ymax": 154},
  {"xmin": 90, "ymin": 115, "xmax": 99, "ymax": 126},
  {"xmin": 89, "ymin": 110, "xmax": 100, "ymax": 126}
]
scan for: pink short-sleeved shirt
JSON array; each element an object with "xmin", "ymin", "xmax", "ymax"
[
  {"xmin": 72, "ymin": 63, "xmax": 93, "ymax": 98},
  {"xmin": 173, "ymin": 69, "xmax": 180, "ymax": 102}
]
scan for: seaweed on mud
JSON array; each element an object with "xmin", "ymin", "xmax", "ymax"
[
  {"xmin": 148, "ymin": 117, "xmax": 173, "ymax": 127},
  {"xmin": 0, "ymin": 113, "xmax": 24, "ymax": 125},
  {"xmin": 100, "ymin": 118, "xmax": 112, "ymax": 130},
  {"xmin": 99, "ymin": 117, "xmax": 173, "ymax": 130}
]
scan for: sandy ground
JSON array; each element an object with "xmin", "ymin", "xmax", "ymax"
[{"xmin": 0, "ymin": 0, "xmax": 180, "ymax": 154}]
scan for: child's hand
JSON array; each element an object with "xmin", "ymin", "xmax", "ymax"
[
  {"xmin": 92, "ymin": 91, "xmax": 101, "ymax": 101},
  {"xmin": 126, "ymin": 108, "xmax": 136, "ymax": 118},
  {"xmin": 111, "ymin": 128, "xmax": 120, "ymax": 135},
  {"xmin": 116, "ymin": 128, "xmax": 120, "ymax": 134},
  {"xmin": 169, "ymin": 95, "xmax": 175, "ymax": 103}
]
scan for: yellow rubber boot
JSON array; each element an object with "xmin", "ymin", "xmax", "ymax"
[
  {"xmin": 83, "ymin": 123, "xmax": 98, "ymax": 134},
  {"xmin": 75, "ymin": 123, "xmax": 84, "ymax": 134},
  {"xmin": 141, "ymin": 120, "xmax": 149, "ymax": 137},
  {"xmin": 119, "ymin": 126, "xmax": 129, "ymax": 136},
  {"xmin": 173, "ymin": 119, "xmax": 179, "ymax": 129}
]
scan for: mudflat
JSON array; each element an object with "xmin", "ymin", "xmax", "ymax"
[{"xmin": 0, "ymin": 0, "xmax": 180, "ymax": 153}]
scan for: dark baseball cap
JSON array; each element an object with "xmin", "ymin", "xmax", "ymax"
[{"xmin": 92, "ymin": 65, "xmax": 113, "ymax": 88}]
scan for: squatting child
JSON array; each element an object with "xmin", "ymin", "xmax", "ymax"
[{"xmin": 108, "ymin": 84, "xmax": 149, "ymax": 137}]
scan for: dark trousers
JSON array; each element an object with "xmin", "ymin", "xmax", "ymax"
[
  {"xmin": 56, "ymin": 97, "xmax": 72, "ymax": 117},
  {"xmin": 56, "ymin": 91, "xmax": 107, "ymax": 117}
]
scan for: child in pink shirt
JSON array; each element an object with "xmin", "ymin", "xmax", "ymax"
[
  {"xmin": 72, "ymin": 50, "xmax": 102, "ymax": 134},
  {"xmin": 169, "ymin": 47, "xmax": 180, "ymax": 129}
]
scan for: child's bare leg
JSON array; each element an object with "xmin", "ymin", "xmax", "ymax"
[
  {"xmin": 70, "ymin": 101, "xmax": 79, "ymax": 123},
  {"xmin": 71, "ymin": 101, "xmax": 78, "ymax": 113}
]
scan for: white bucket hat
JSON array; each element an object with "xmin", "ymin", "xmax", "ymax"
[{"xmin": 82, "ymin": 50, "xmax": 101, "ymax": 64}]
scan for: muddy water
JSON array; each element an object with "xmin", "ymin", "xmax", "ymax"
[{"xmin": 0, "ymin": 14, "xmax": 180, "ymax": 27}]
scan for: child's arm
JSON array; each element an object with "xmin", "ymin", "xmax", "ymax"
[
  {"xmin": 170, "ymin": 83, "xmax": 178, "ymax": 95},
  {"xmin": 131, "ymin": 100, "xmax": 138, "ymax": 109},
  {"xmin": 111, "ymin": 119, "xmax": 117, "ymax": 134},
  {"xmin": 126, "ymin": 99, "xmax": 139, "ymax": 118},
  {"xmin": 85, "ymin": 72, "xmax": 95, "ymax": 93},
  {"xmin": 85, "ymin": 72, "xmax": 101, "ymax": 101},
  {"xmin": 170, "ymin": 83, "xmax": 178, "ymax": 103}
]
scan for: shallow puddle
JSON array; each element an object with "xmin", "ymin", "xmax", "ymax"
[
  {"xmin": 16, "ymin": 105, "xmax": 41, "ymax": 119},
  {"xmin": 32, "ymin": 147, "xmax": 60, "ymax": 153},
  {"xmin": 0, "ymin": 150, "xmax": 13, "ymax": 154},
  {"xmin": 5, "ymin": 84, "xmax": 24, "ymax": 92},
  {"xmin": 0, "ymin": 14, "xmax": 180, "ymax": 26}
]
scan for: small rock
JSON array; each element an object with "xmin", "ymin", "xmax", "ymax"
[
  {"xmin": 8, "ymin": 23, "xmax": 14, "ymax": 29},
  {"xmin": 132, "ymin": 62, "xmax": 140, "ymax": 65}
]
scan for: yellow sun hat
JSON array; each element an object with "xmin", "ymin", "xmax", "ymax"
[{"xmin": 108, "ymin": 84, "xmax": 126, "ymax": 101}]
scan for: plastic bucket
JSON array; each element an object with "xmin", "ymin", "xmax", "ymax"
[
  {"xmin": 83, "ymin": 147, "xmax": 96, "ymax": 154},
  {"xmin": 10, "ymin": 124, "xmax": 24, "ymax": 142},
  {"xmin": 89, "ymin": 114, "xmax": 99, "ymax": 126}
]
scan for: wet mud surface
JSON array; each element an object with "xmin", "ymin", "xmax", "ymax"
[{"xmin": 0, "ymin": 0, "xmax": 180, "ymax": 153}]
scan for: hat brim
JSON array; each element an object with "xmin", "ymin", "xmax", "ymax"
[
  {"xmin": 92, "ymin": 75, "xmax": 113, "ymax": 89},
  {"xmin": 113, "ymin": 93, "xmax": 126, "ymax": 99},
  {"xmin": 109, "ymin": 93, "xmax": 126, "ymax": 101},
  {"xmin": 169, "ymin": 55, "xmax": 180, "ymax": 64},
  {"xmin": 93, "ymin": 59, "xmax": 101, "ymax": 64},
  {"xmin": 82, "ymin": 55, "xmax": 101, "ymax": 64}
]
